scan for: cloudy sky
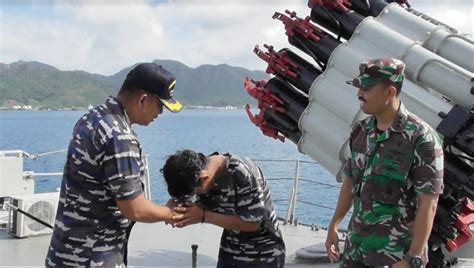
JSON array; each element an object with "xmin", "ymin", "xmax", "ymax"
[{"xmin": 1, "ymin": 0, "xmax": 472, "ymax": 75}]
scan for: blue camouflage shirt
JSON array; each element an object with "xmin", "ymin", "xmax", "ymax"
[
  {"xmin": 199, "ymin": 153, "xmax": 286, "ymax": 267},
  {"xmin": 46, "ymin": 97, "xmax": 145, "ymax": 267}
]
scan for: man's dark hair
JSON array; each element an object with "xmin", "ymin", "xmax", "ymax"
[
  {"xmin": 382, "ymin": 80, "xmax": 403, "ymax": 96},
  {"xmin": 118, "ymin": 78, "xmax": 142, "ymax": 96},
  {"xmin": 161, "ymin": 150, "xmax": 207, "ymax": 200}
]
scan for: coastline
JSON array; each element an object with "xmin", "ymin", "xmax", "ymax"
[{"xmin": 0, "ymin": 105, "xmax": 246, "ymax": 112}]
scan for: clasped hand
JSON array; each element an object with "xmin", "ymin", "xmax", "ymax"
[{"xmin": 165, "ymin": 199, "xmax": 204, "ymax": 228}]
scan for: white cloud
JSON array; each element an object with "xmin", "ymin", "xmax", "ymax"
[
  {"xmin": 0, "ymin": 0, "xmax": 472, "ymax": 75},
  {"xmin": 414, "ymin": 1, "xmax": 473, "ymax": 37}
]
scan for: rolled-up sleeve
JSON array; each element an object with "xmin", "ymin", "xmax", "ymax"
[
  {"xmin": 102, "ymin": 133, "xmax": 144, "ymax": 201},
  {"xmin": 411, "ymin": 132, "xmax": 444, "ymax": 195},
  {"xmin": 342, "ymin": 158, "xmax": 352, "ymax": 180}
]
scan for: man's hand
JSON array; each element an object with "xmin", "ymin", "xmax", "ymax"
[
  {"xmin": 392, "ymin": 260, "xmax": 410, "ymax": 268},
  {"xmin": 117, "ymin": 194, "xmax": 184, "ymax": 223},
  {"xmin": 324, "ymin": 176, "xmax": 353, "ymax": 263},
  {"xmin": 325, "ymin": 228, "xmax": 341, "ymax": 263},
  {"xmin": 164, "ymin": 199, "xmax": 184, "ymax": 226},
  {"xmin": 173, "ymin": 202, "xmax": 204, "ymax": 228}
]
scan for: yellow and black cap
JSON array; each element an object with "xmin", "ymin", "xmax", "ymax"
[{"xmin": 126, "ymin": 63, "xmax": 182, "ymax": 113}]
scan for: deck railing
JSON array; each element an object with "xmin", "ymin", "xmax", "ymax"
[
  {"xmin": 252, "ymin": 158, "xmax": 345, "ymax": 226},
  {"xmin": 1, "ymin": 150, "xmax": 345, "ymax": 226},
  {"xmin": 0, "ymin": 150, "xmax": 152, "ymax": 201}
]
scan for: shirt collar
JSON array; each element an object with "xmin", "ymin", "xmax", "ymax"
[
  {"xmin": 365, "ymin": 101, "xmax": 408, "ymax": 133},
  {"xmin": 390, "ymin": 102, "xmax": 409, "ymax": 133},
  {"xmin": 106, "ymin": 96, "xmax": 131, "ymax": 125},
  {"xmin": 209, "ymin": 153, "xmax": 232, "ymax": 190}
]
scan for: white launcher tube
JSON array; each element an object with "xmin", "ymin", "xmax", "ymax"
[
  {"xmin": 351, "ymin": 17, "xmax": 473, "ymax": 109},
  {"xmin": 375, "ymin": 3, "xmax": 474, "ymax": 73}
]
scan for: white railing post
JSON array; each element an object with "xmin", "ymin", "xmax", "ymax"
[
  {"xmin": 143, "ymin": 155, "xmax": 152, "ymax": 200},
  {"xmin": 284, "ymin": 191, "xmax": 294, "ymax": 225},
  {"xmin": 285, "ymin": 159, "xmax": 300, "ymax": 225},
  {"xmin": 291, "ymin": 159, "xmax": 300, "ymax": 225}
]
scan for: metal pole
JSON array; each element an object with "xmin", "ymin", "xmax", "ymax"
[
  {"xmin": 191, "ymin": 244, "xmax": 198, "ymax": 268},
  {"xmin": 284, "ymin": 189, "xmax": 294, "ymax": 225},
  {"xmin": 291, "ymin": 159, "xmax": 300, "ymax": 225},
  {"xmin": 143, "ymin": 155, "xmax": 152, "ymax": 200},
  {"xmin": 285, "ymin": 159, "xmax": 300, "ymax": 225},
  {"xmin": 285, "ymin": 163, "xmax": 295, "ymax": 224}
]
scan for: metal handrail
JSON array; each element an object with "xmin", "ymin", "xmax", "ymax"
[
  {"xmin": 1, "ymin": 149, "xmax": 153, "ymax": 201},
  {"xmin": 4, "ymin": 151, "xmax": 341, "ymax": 225},
  {"xmin": 254, "ymin": 158, "xmax": 341, "ymax": 224},
  {"xmin": 252, "ymin": 158, "xmax": 319, "ymax": 165},
  {"xmin": 267, "ymin": 177, "xmax": 293, "ymax": 181},
  {"xmin": 252, "ymin": 159, "xmax": 301, "ymax": 162},
  {"xmin": 298, "ymin": 178, "xmax": 340, "ymax": 188}
]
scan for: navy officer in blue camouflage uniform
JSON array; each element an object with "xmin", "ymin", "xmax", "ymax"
[
  {"xmin": 46, "ymin": 63, "xmax": 184, "ymax": 267},
  {"xmin": 161, "ymin": 149, "xmax": 286, "ymax": 267}
]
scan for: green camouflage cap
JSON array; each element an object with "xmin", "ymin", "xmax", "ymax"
[{"xmin": 346, "ymin": 58, "xmax": 405, "ymax": 88}]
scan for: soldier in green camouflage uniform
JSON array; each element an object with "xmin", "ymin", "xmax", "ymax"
[
  {"xmin": 325, "ymin": 58, "xmax": 444, "ymax": 268},
  {"xmin": 162, "ymin": 150, "xmax": 286, "ymax": 267}
]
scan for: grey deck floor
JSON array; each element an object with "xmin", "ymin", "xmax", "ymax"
[
  {"xmin": 1, "ymin": 221, "xmax": 472, "ymax": 267},
  {"xmin": 0, "ymin": 220, "xmax": 338, "ymax": 267},
  {"xmin": 127, "ymin": 221, "xmax": 338, "ymax": 267}
]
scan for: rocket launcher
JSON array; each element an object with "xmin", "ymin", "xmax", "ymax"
[
  {"xmin": 445, "ymin": 199, "xmax": 474, "ymax": 252},
  {"xmin": 308, "ymin": 0, "xmax": 456, "ymax": 35},
  {"xmin": 345, "ymin": 0, "xmax": 410, "ymax": 17},
  {"xmin": 347, "ymin": 0, "xmax": 458, "ymax": 34},
  {"xmin": 254, "ymin": 44, "xmax": 320, "ymax": 94},
  {"xmin": 245, "ymin": 2, "xmax": 473, "ymax": 264},
  {"xmin": 304, "ymin": 1, "xmax": 474, "ymax": 261},
  {"xmin": 309, "ymin": 0, "xmax": 474, "ymax": 73},
  {"xmin": 272, "ymin": 10, "xmax": 340, "ymax": 68},
  {"xmin": 307, "ymin": 0, "xmax": 351, "ymax": 13},
  {"xmin": 307, "ymin": 14, "xmax": 474, "ymax": 109},
  {"xmin": 309, "ymin": 6, "xmax": 364, "ymax": 40},
  {"xmin": 244, "ymin": 78, "xmax": 302, "ymax": 144},
  {"xmin": 265, "ymin": 77, "xmax": 309, "ymax": 123}
]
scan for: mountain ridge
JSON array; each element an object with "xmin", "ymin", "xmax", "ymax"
[{"xmin": 0, "ymin": 60, "xmax": 268, "ymax": 109}]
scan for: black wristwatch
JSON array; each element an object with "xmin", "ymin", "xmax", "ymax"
[{"xmin": 404, "ymin": 254, "xmax": 423, "ymax": 268}]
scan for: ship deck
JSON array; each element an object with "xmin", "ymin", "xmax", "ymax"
[
  {"xmin": 2, "ymin": 219, "xmax": 474, "ymax": 267},
  {"xmin": 0, "ymin": 219, "xmax": 340, "ymax": 267}
]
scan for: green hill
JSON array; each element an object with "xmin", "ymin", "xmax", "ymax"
[{"xmin": 0, "ymin": 60, "xmax": 269, "ymax": 109}]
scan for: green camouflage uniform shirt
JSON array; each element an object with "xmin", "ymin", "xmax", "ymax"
[{"xmin": 341, "ymin": 102, "xmax": 444, "ymax": 266}]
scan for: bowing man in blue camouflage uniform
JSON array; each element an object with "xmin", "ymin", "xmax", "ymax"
[
  {"xmin": 161, "ymin": 150, "xmax": 286, "ymax": 268},
  {"xmin": 46, "ymin": 63, "xmax": 184, "ymax": 267}
]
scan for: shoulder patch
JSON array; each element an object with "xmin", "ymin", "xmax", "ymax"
[{"xmin": 419, "ymin": 141, "xmax": 436, "ymax": 164}]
